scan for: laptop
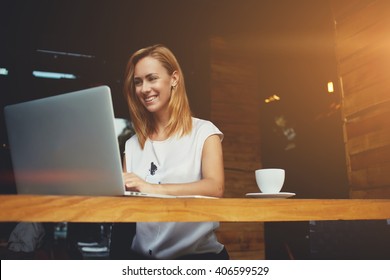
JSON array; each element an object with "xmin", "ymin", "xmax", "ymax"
[{"xmin": 3, "ymin": 85, "xmax": 178, "ymax": 198}]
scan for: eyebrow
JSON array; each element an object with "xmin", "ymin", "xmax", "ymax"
[{"xmin": 134, "ymin": 73, "xmax": 158, "ymax": 79}]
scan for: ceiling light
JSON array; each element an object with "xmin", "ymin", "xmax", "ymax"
[
  {"xmin": 265, "ymin": 94, "xmax": 281, "ymax": 103},
  {"xmin": 0, "ymin": 68, "xmax": 9, "ymax": 76},
  {"xmin": 327, "ymin": 81, "xmax": 334, "ymax": 93},
  {"xmin": 32, "ymin": 71, "xmax": 77, "ymax": 79}
]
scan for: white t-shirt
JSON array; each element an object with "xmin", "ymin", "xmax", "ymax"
[{"xmin": 124, "ymin": 117, "xmax": 224, "ymax": 259}]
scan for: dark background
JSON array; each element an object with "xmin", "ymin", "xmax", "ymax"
[{"xmin": 0, "ymin": 0, "xmax": 348, "ymax": 198}]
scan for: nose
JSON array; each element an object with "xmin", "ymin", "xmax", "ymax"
[{"xmin": 140, "ymin": 81, "xmax": 151, "ymax": 94}]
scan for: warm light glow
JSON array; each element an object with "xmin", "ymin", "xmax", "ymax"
[
  {"xmin": 0, "ymin": 67, "xmax": 8, "ymax": 76},
  {"xmin": 327, "ymin": 81, "xmax": 334, "ymax": 93},
  {"xmin": 32, "ymin": 71, "xmax": 77, "ymax": 79},
  {"xmin": 265, "ymin": 94, "xmax": 281, "ymax": 103}
]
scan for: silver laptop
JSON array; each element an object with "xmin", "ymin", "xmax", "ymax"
[{"xmin": 4, "ymin": 85, "xmax": 176, "ymax": 197}]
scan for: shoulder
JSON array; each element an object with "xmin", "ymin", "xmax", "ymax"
[
  {"xmin": 125, "ymin": 134, "xmax": 141, "ymax": 150},
  {"xmin": 192, "ymin": 117, "xmax": 223, "ymax": 141}
]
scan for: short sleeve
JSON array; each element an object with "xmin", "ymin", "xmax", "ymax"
[{"xmin": 194, "ymin": 118, "xmax": 224, "ymax": 147}]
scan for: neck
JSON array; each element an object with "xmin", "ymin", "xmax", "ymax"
[{"xmin": 151, "ymin": 112, "xmax": 170, "ymax": 141}]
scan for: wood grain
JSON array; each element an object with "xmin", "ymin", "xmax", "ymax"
[
  {"xmin": 332, "ymin": 0, "xmax": 390, "ymax": 197},
  {"xmin": 0, "ymin": 195, "xmax": 389, "ymax": 223}
]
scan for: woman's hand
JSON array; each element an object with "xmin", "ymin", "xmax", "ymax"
[{"xmin": 123, "ymin": 172, "xmax": 157, "ymax": 193}]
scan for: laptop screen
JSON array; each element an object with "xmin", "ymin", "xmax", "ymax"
[{"xmin": 4, "ymin": 86, "xmax": 125, "ymax": 196}]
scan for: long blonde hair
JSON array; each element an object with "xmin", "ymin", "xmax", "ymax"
[{"xmin": 123, "ymin": 44, "xmax": 192, "ymax": 149}]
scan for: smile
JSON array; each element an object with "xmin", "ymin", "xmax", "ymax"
[{"xmin": 144, "ymin": 95, "xmax": 157, "ymax": 103}]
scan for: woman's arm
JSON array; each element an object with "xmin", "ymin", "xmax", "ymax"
[{"xmin": 123, "ymin": 134, "xmax": 225, "ymax": 197}]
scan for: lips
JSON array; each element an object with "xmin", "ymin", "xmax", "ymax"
[{"xmin": 144, "ymin": 95, "xmax": 157, "ymax": 103}]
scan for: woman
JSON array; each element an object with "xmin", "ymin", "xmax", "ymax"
[{"xmin": 122, "ymin": 44, "xmax": 228, "ymax": 260}]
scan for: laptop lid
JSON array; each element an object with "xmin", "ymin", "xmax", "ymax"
[{"xmin": 4, "ymin": 85, "xmax": 126, "ymax": 196}]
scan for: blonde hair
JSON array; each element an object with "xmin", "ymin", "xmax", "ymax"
[{"xmin": 123, "ymin": 44, "xmax": 192, "ymax": 148}]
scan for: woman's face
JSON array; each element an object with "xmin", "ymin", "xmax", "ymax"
[{"xmin": 133, "ymin": 56, "xmax": 177, "ymax": 115}]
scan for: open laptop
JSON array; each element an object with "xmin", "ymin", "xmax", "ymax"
[{"xmin": 3, "ymin": 85, "xmax": 178, "ymax": 198}]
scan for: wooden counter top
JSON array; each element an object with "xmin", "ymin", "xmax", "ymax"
[{"xmin": 0, "ymin": 195, "xmax": 389, "ymax": 223}]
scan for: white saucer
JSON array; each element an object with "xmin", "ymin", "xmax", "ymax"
[{"xmin": 245, "ymin": 192, "xmax": 296, "ymax": 198}]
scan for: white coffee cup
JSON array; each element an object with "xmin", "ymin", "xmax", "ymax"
[{"xmin": 255, "ymin": 168, "xmax": 285, "ymax": 193}]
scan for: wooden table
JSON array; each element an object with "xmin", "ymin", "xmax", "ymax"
[{"xmin": 1, "ymin": 195, "xmax": 389, "ymax": 222}]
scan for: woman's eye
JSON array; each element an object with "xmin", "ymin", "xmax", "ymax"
[{"xmin": 134, "ymin": 79, "xmax": 142, "ymax": 86}]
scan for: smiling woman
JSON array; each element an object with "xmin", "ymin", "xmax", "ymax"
[
  {"xmin": 124, "ymin": 44, "xmax": 193, "ymax": 148},
  {"xmin": 119, "ymin": 44, "xmax": 228, "ymax": 260}
]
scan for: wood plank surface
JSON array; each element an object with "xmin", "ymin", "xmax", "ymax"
[
  {"xmin": 0, "ymin": 195, "xmax": 389, "ymax": 223},
  {"xmin": 216, "ymin": 222, "xmax": 264, "ymax": 260},
  {"xmin": 338, "ymin": 43, "xmax": 390, "ymax": 77},
  {"xmin": 346, "ymin": 128, "xmax": 390, "ymax": 156},
  {"xmin": 349, "ymin": 145, "xmax": 390, "ymax": 171},
  {"xmin": 331, "ymin": 0, "xmax": 375, "ymax": 23},
  {"xmin": 224, "ymin": 170, "xmax": 259, "ymax": 198},
  {"xmin": 341, "ymin": 55, "xmax": 388, "ymax": 94},
  {"xmin": 334, "ymin": 0, "xmax": 388, "ymax": 41},
  {"xmin": 336, "ymin": 16, "xmax": 390, "ymax": 61},
  {"xmin": 332, "ymin": 0, "xmax": 390, "ymax": 198},
  {"xmin": 351, "ymin": 186, "xmax": 390, "ymax": 198},
  {"xmin": 350, "ymin": 163, "xmax": 390, "ymax": 188},
  {"xmin": 344, "ymin": 101, "xmax": 390, "ymax": 138},
  {"xmin": 342, "ymin": 83, "xmax": 390, "ymax": 117}
]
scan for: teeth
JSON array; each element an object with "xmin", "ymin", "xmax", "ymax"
[{"xmin": 145, "ymin": 96, "xmax": 156, "ymax": 102}]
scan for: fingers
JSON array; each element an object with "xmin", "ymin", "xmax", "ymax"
[
  {"xmin": 123, "ymin": 172, "xmax": 140, "ymax": 188},
  {"xmin": 122, "ymin": 172, "xmax": 158, "ymax": 194},
  {"xmin": 123, "ymin": 172, "xmax": 149, "ymax": 192}
]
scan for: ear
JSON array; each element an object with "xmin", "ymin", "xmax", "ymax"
[{"xmin": 171, "ymin": 70, "xmax": 179, "ymax": 87}]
